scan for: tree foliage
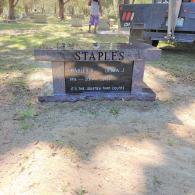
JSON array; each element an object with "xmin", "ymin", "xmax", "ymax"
[{"xmin": 0, "ymin": 0, "xmax": 7, "ymax": 15}]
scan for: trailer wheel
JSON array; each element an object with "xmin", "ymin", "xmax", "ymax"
[{"xmin": 152, "ymin": 40, "xmax": 159, "ymax": 47}]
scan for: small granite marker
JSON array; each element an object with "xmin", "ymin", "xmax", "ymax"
[{"xmin": 34, "ymin": 42, "xmax": 161, "ymax": 102}]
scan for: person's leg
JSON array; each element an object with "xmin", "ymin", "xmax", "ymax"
[
  {"xmin": 88, "ymin": 25, "xmax": 91, "ymax": 33},
  {"xmin": 89, "ymin": 15, "xmax": 94, "ymax": 33},
  {"xmin": 94, "ymin": 25, "xmax": 97, "ymax": 33},
  {"xmin": 93, "ymin": 15, "xmax": 99, "ymax": 33}
]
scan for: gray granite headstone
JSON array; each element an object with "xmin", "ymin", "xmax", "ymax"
[{"xmin": 34, "ymin": 42, "xmax": 161, "ymax": 102}]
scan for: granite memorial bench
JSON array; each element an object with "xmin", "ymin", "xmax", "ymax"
[{"xmin": 34, "ymin": 42, "xmax": 161, "ymax": 102}]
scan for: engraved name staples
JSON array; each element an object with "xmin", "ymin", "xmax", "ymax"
[{"xmin": 73, "ymin": 51, "xmax": 125, "ymax": 61}]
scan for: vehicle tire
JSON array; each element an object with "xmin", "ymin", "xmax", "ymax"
[{"xmin": 151, "ymin": 40, "xmax": 159, "ymax": 47}]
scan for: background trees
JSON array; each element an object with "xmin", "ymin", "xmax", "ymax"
[
  {"xmin": 0, "ymin": 0, "xmax": 150, "ymax": 20},
  {"xmin": 8, "ymin": 0, "xmax": 20, "ymax": 19},
  {"xmin": 0, "ymin": 0, "xmax": 6, "ymax": 16},
  {"xmin": 58, "ymin": 0, "xmax": 70, "ymax": 20},
  {"xmin": 23, "ymin": 0, "xmax": 33, "ymax": 16},
  {"xmin": 0, "ymin": 1, "xmax": 4, "ymax": 15}
]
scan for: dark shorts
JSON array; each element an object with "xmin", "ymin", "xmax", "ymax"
[{"xmin": 89, "ymin": 15, "xmax": 99, "ymax": 26}]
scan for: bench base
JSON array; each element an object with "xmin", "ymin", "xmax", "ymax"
[{"xmin": 38, "ymin": 87, "xmax": 156, "ymax": 102}]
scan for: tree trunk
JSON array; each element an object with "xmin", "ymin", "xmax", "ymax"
[
  {"xmin": 58, "ymin": 0, "xmax": 64, "ymax": 20},
  {"xmin": 0, "ymin": 0, "xmax": 3, "ymax": 15},
  {"xmin": 24, "ymin": 4, "xmax": 29, "ymax": 16},
  {"xmin": 41, "ymin": 3, "xmax": 45, "ymax": 13},
  {"xmin": 113, "ymin": 0, "xmax": 119, "ymax": 17},
  {"xmin": 8, "ymin": 0, "xmax": 15, "ymax": 20},
  {"xmin": 113, "ymin": 0, "xmax": 120, "ymax": 29},
  {"xmin": 54, "ymin": 2, "xmax": 57, "ymax": 15},
  {"xmin": 8, "ymin": 0, "xmax": 19, "ymax": 20}
]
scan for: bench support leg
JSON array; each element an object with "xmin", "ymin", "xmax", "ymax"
[{"xmin": 52, "ymin": 61, "xmax": 65, "ymax": 95}]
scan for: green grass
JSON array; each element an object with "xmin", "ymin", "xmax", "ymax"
[
  {"xmin": 18, "ymin": 120, "xmax": 33, "ymax": 134},
  {"xmin": 0, "ymin": 22, "xmax": 127, "ymax": 53},
  {"xmin": 0, "ymin": 20, "xmax": 195, "ymax": 106},
  {"xmin": 76, "ymin": 187, "xmax": 88, "ymax": 195},
  {"xmin": 14, "ymin": 107, "xmax": 37, "ymax": 134},
  {"xmin": 16, "ymin": 107, "xmax": 37, "ymax": 120},
  {"xmin": 9, "ymin": 77, "xmax": 27, "ymax": 89},
  {"xmin": 167, "ymin": 139, "xmax": 174, "ymax": 146},
  {"xmin": 152, "ymin": 175, "xmax": 162, "ymax": 191},
  {"xmin": 148, "ymin": 42, "xmax": 195, "ymax": 82},
  {"xmin": 55, "ymin": 140, "xmax": 65, "ymax": 147},
  {"xmin": 110, "ymin": 107, "xmax": 120, "ymax": 116},
  {"xmin": 0, "ymin": 22, "xmax": 36, "ymax": 30},
  {"xmin": 20, "ymin": 121, "xmax": 33, "ymax": 131}
]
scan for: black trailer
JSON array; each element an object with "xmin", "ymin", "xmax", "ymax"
[{"xmin": 119, "ymin": 1, "xmax": 195, "ymax": 46}]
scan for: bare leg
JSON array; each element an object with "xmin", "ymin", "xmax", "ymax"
[
  {"xmin": 88, "ymin": 25, "xmax": 91, "ymax": 33},
  {"xmin": 94, "ymin": 25, "xmax": 97, "ymax": 33}
]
